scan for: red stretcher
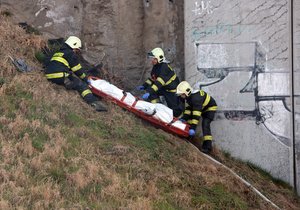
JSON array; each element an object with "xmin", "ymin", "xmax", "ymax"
[{"xmin": 88, "ymin": 76, "xmax": 190, "ymax": 138}]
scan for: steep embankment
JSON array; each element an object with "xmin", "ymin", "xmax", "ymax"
[{"xmin": 0, "ymin": 11, "xmax": 299, "ymax": 210}]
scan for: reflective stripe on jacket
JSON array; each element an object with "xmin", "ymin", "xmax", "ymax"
[
  {"xmin": 45, "ymin": 44, "xmax": 87, "ymax": 80},
  {"xmin": 182, "ymin": 90, "xmax": 217, "ymax": 130},
  {"xmin": 143, "ymin": 63, "xmax": 179, "ymax": 94}
]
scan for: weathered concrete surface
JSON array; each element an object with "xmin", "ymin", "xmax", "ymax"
[
  {"xmin": 0, "ymin": 0, "xmax": 184, "ymax": 90},
  {"xmin": 294, "ymin": 0, "xmax": 300, "ymax": 194},
  {"xmin": 185, "ymin": 0, "xmax": 296, "ymax": 188}
]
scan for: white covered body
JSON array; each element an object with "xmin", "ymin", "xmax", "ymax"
[{"xmin": 90, "ymin": 79, "xmax": 186, "ymax": 130}]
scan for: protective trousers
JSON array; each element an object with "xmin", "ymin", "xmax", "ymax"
[
  {"xmin": 201, "ymin": 111, "xmax": 215, "ymax": 141},
  {"xmin": 48, "ymin": 75, "xmax": 98, "ymax": 104}
]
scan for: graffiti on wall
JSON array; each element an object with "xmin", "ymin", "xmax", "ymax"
[
  {"xmin": 192, "ymin": 1, "xmax": 215, "ymax": 15},
  {"xmin": 192, "ymin": 24, "xmax": 252, "ymax": 42},
  {"xmin": 36, "ymin": 0, "xmax": 55, "ymax": 17},
  {"xmin": 194, "ymin": 42, "xmax": 294, "ymax": 146}
]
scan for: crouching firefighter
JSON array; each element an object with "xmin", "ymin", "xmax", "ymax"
[
  {"xmin": 137, "ymin": 47, "xmax": 183, "ymax": 117},
  {"xmin": 176, "ymin": 81, "xmax": 217, "ymax": 154},
  {"xmin": 45, "ymin": 36, "xmax": 107, "ymax": 112}
]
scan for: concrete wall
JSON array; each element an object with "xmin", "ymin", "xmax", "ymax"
[
  {"xmin": 185, "ymin": 0, "xmax": 299, "ymax": 189},
  {"xmin": 0, "ymin": 0, "xmax": 184, "ymax": 90},
  {"xmin": 294, "ymin": 0, "xmax": 300, "ymax": 193}
]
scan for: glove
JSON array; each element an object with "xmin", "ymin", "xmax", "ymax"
[
  {"xmin": 136, "ymin": 85, "xmax": 145, "ymax": 91},
  {"xmin": 189, "ymin": 129, "xmax": 195, "ymax": 136},
  {"xmin": 83, "ymin": 77, "xmax": 90, "ymax": 84},
  {"xmin": 142, "ymin": 92, "xmax": 150, "ymax": 100},
  {"xmin": 179, "ymin": 118, "xmax": 186, "ymax": 123}
]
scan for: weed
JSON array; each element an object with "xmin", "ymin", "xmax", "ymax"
[
  {"xmin": 0, "ymin": 77, "xmax": 5, "ymax": 87},
  {"xmin": 64, "ymin": 112, "xmax": 85, "ymax": 127},
  {"xmin": 191, "ymin": 184, "xmax": 248, "ymax": 209},
  {"xmin": 246, "ymin": 161, "xmax": 291, "ymax": 188},
  {"xmin": 48, "ymin": 167, "xmax": 66, "ymax": 183},
  {"xmin": 132, "ymin": 127, "xmax": 164, "ymax": 151},
  {"xmin": 85, "ymin": 119, "xmax": 110, "ymax": 139},
  {"xmin": 31, "ymin": 129, "xmax": 49, "ymax": 152},
  {"xmin": 63, "ymin": 133, "xmax": 83, "ymax": 158},
  {"xmin": 80, "ymin": 182, "xmax": 102, "ymax": 197},
  {"xmin": 153, "ymin": 201, "xmax": 177, "ymax": 210},
  {"xmin": 157, "ymin": 180, "xmax": 175, "ymax": 194},
  {"xmin": 1, "ymin": 10, "xmax": 12, "ymax": 17},
  {"xmin": 97, "ymin": 141, "xmax": 114, "ymax": 152}
]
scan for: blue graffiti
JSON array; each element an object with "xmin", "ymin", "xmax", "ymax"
[{"xmin": 192, "ymin": 23, "xmax": 252, "ymax": 41}]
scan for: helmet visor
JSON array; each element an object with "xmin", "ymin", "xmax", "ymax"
[{"xmin": 147, "ymin": 52, "xmax": 155, "ymax": 59}]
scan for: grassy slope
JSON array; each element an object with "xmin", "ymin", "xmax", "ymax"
[{"xmin": 0, "ymin": 11, "xmax": 300, "ymax": 210}]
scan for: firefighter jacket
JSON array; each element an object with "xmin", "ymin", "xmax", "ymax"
[
  {"xmin": 143, "ymin": 62, "xmax": 180, "ymax": 95},
  {"xmin": 182, "ymin": 90, "xmax": 217, "ymax": 130},
  {"xmin": 45, "ymin": 44, "xmax": 87, "ymax": 81}
]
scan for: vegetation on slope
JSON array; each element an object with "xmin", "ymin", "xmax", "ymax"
[{"xmin": 0, "ymin": 10, "xmax": 300, "ymax": 210}]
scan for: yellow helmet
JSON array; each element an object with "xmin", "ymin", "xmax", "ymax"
[
  {"xmin": 65, "ymin": 36, "xmax": 82, "ymax": 49},
  {"xmin": 176, "ymin": 81, "xmax": 193, "ymax": 96},
  {"xmin": 148, "ymin": 47, "xmax": 165, "ymax": 63}
]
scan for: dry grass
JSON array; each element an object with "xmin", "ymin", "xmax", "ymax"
[
  {"xmin": 0, "ymin": 9, "xmax": 299, "ymax": 210},
  {"xmin": 0, "ymin": 14, "xmax": 45, "ymax": 78}
]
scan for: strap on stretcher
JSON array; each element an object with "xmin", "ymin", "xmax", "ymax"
[
  {"xmin": 88, "ymin": 76, "xmax": 189, "ymax": 138},
  {"xmin": 121, "ymin": 91, "xmax": 156, "ymax": 115},
  {"xmin": 121, "ymin": 91, "xmax": 139, "ymax": 107}
]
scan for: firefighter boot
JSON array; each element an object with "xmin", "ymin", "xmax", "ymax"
[
  {"xmin": 90, "ymin": 101, "xmax": 107, "ymax": 112},
  {"xmin": 201, "ymin": 140, "xmax": 212, "ymax": 154}
]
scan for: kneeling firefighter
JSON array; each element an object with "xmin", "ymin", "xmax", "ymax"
[
  {"xmin": 176, "ymin": 81, "xmax": 217, "ymax": 153},
  {"xmin": 44, "ymin": 36, "xmax": 107, "ymax": 111}
]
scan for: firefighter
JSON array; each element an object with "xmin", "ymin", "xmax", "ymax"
[
  {"xmin": 45, "ymin": 36, "xmax": 107, "ymax": 111},
  {"xmin": 176, "ymin": 81, "xmax": 217, "ymax": 153},
  {"xmin": 137, "ymin": 47, "xmax": 183, "ymax": 117}
]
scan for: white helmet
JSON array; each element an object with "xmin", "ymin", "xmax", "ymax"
[
  {"xmin": 176, "ymin": 81, "xmax": 193, "ymax": 96},
  {"xmin": 65, "ymin": 36, "xmax": 82, "ymax": 49},
  {"xmin": 148, "ymin": 47, "xmax": 165, "ymax": 63}
]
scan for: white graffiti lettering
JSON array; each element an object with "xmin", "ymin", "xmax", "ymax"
[{"xmin": 192, "ymin": 1, "xmax": 214, "ymax": 15}]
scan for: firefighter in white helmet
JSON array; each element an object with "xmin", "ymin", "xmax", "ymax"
[
  {"xmin": 45, "ymin": 36, "xmax": 107, "ymax": 111},
  {"xmin": 176, "ymin": 81, "xmax": 217, "ymax": 153},
  {"xmin": 137, "ymin": 47, "xmax": 183, "ymax": 117}
]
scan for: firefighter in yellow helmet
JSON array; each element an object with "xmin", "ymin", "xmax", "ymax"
[
  {"xmin": 176, "ymin": 81, "xmax": 217, "ymax": 153},
  {"xmin": 137, "ymin": 47, "xmax": 183, "ymax": 117},
  {"xmin": 45, "ymin": 36, "xmax": 107, "ymax": 111}
]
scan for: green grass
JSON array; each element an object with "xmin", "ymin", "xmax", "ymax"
[
  {"xmin": 27, "ymin": 103, "xmax": 57, "ymax": 125},
  {"xmin": 64, "ymin": 112, "xmax": 86, "ymax": 127},
  {"xmin": 154, "ymin": 201, "xmax": 179, "ymax": 210},
  {"xmin": 246, "ymin": 161, "xmax": 291, "ymax": 188},
  {"xmin": 17, "ymin": 126, "xmax": 49, "ymax": 152},
  {"xmin": 96, "ymin": 141, "xmax": 115, "ymax": 152},
  {"xmin": 31, "ymin": 129, "xmax": 49, "ymax": 152},
  {"xmin": 0, "ymin": 80, "xmax": 298, "ymax": 209},
  {"xmin": 0, "ymin": 77, "xmax": 5, "ymax": 87},
  {"xmin": 48, "ymin": 166, "xmax": 66, "ymax": 183},
  {"xmin": 63, "ymin": 133, "xmax": 83, "ymax": 158},
  {"xmin": 85, "ymin": 119, "xmax": 111, "ymax": 139},
  {"xmin": 0, "ymin": 15, "xmax": 300, "ymax": 210},
  {"xmin": 191, "ymin": 184, "xmax": 248, "ymax": 209},
  {"xmin": 132, "ymin": 127, "xmax": 165, "ymax": 150}
]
